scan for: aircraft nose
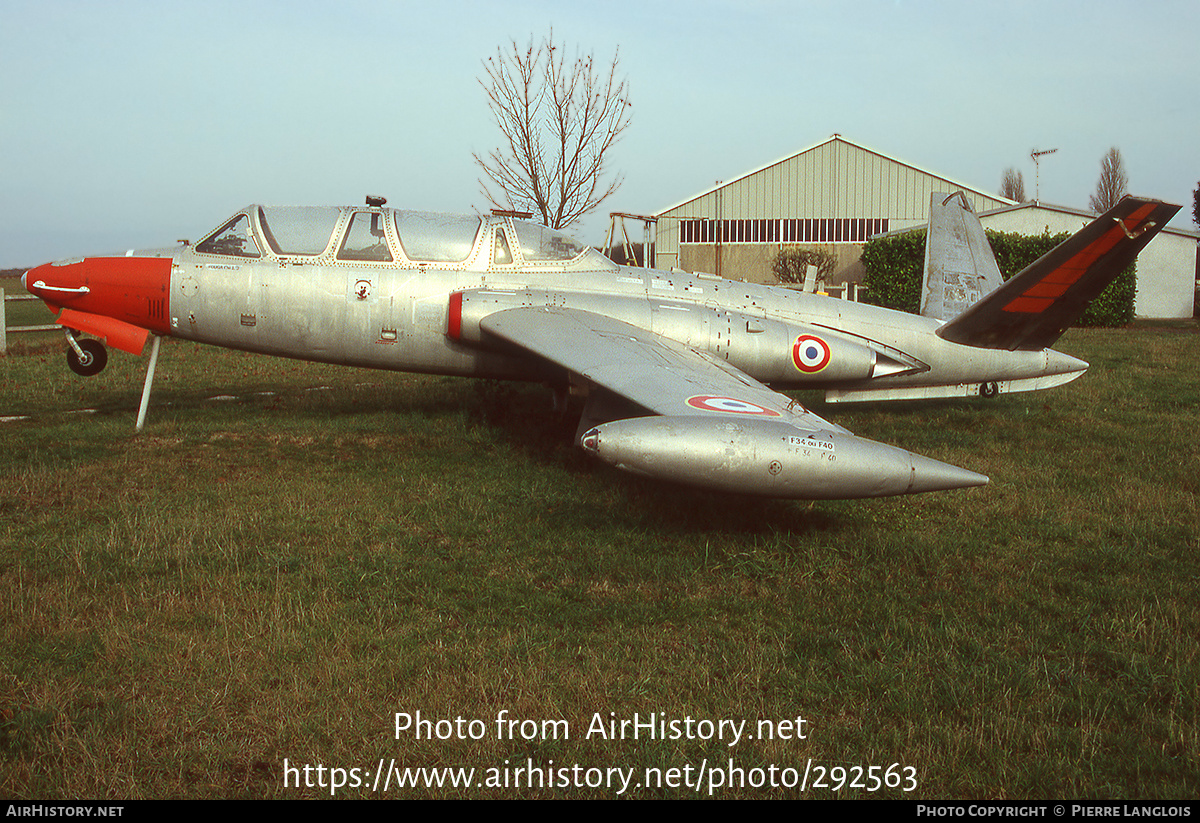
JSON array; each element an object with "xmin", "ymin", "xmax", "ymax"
[
  {"xmin": 23, "ymin": 255, "xmax": 172, "ymax": 334},
  {"xmin": 20, "ymin": 270, "xmax": 27, "ymax": 290}
]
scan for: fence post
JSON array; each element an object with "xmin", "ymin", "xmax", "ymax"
[{"xmin": 1, "ymin": 287, "xmax": 7, "ymax": 356}]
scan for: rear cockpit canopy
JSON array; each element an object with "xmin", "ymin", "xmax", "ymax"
[
  {"xmin": 508, "ymin": 219, "xmax": 588, "ymax": 262},
  {"xmin": 192, "ymin": 204, "xmax": 612, "ymax": 271},
  {"xmin": 394, "ymin": 212, "xmax": 481, "ymax": 263}
]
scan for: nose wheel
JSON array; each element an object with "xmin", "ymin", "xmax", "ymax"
[{"xmin": 65, "ymin": 335, "xmax": 108, "ymax": 376}]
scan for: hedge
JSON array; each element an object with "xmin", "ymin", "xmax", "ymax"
[{"xmin": 860, "ymin": 228, "xmax": 1136, "ymax": 327}]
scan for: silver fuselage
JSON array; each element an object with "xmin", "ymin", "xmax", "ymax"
[{"xmin": 161, "ymin": 206, "xmax": 1083, "ymax": 400}]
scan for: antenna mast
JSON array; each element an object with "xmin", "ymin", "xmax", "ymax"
[{"xmin": 1030, "ymin": 147, "xmax": 1058, "ymax": 203}]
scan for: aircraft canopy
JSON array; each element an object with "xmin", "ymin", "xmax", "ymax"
[{"xmin": 194, "ymin": 205, "xmax": 599, "ymax": 268}]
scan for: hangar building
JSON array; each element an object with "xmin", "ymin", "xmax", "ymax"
[
  {"xmin": 653, "ymin": 134, "xmax": 1012, "ymax": 287},
  {"xmin": 653, "ymin": 134, "xmax": 1196, "ymax": 318}
]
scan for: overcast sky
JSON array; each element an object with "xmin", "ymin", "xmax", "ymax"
[{"xmin": 2, "ymin": 0, "xmax": 1196, "ymax": 268}]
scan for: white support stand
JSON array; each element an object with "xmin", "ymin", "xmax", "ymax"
[{"xmin": 135, "ymin": 335, "xmax": 162, "ymax": 432}]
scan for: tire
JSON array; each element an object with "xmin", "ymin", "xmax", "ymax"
[{"xmin": 67, "ymin": 339, "xmax": 108, "ymax": 377}]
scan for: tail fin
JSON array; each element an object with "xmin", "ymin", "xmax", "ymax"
[
  {"xmin": 920, "ymin": 192, "xmax": 1003, "ymax": 322},
  {"xmin": 937, "ymin": 197, "xmax": 1180, "ymax": 350}
]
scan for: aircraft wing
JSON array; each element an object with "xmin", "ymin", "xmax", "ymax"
[
  {"xmin": 478, "ymin": 306, "xmax": 987, "ymax": 498},
  {"xmin": 479, "ymin": 305, "xmax": 840, "ymax": 434}
]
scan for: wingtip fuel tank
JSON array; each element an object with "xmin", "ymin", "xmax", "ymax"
[{"xmin": 580, "ymin": 416, "xmax": 988, "ymax": 499}]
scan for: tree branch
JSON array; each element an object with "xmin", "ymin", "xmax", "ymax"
[{"xmin": 474, "ymin": 30, "xmax": 631, "ymax": 229}]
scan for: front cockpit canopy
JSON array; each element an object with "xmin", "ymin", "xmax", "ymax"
[
  {"xmin": 257, "ymin": 207, "xmax": 342, "ymax": 256},
  {"xmin": 195, "ymin": 214, "xmax": 261, "ymax": 258}
]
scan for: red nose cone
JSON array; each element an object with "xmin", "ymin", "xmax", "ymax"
[{"xmin": 26, "ymin": 256, "xmax": 172, "ymax": 333}]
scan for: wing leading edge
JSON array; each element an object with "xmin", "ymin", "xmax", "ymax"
[{"xmin": 479, "ymin": 306, "xmax": 987, "ymax": 498}]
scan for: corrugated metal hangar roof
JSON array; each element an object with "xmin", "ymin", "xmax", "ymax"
[{"xmin": 656, "ymin": 134, "xmax": 1013, "ymax": 225}]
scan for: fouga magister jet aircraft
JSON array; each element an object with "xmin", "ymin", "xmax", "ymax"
[{"xmin": 22, "ymin": 193, "xmax": 1178, "ymax": 499}]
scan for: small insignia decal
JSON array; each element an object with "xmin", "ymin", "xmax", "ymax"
[
  {"xmin": 686, "ymin": 395, "xmax": 781, "ymax": 416},
  {"xmin": 792, "ymin": 334, "xmax": 831, "ymax": 373}
]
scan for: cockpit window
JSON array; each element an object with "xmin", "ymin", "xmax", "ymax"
[
  {"xmin": 510, "ymin": 220, "xmax": 586, "ymax": 262},
  {"xmin": 196, "ymin": 214, "xmax": 261, "ymax": 258},
  {"xmin": 338, "ymin": 211, "xmax": 393, "ymax": 262},
  {"xmin": 258, "ymin": 206, "xmax": 341, "ymax": 256},
  {"xmin": 395, "ymin": 212, "xmax": 480, "ymax": 263},
  {"xmin": 493, "ymin": 229, "xmax": 513, "ymax": 265}
]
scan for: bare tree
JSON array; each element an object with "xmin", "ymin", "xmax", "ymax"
[
  {"xmin": 1192, "ymin": 181, "xmax": 1199, "ymax": 230},
  {"xmin": 474, "ymin": 31, "xmax": 632, "ymax": 229},
  {"xmin": 1000, "ymin": 167, "xmax": 1026, "ymax": 202},
  {"xmin": 772, "ymin": 247, "xmax": 836, "ymax": 285},
  {"xmin": 1089, "ymin": 147, "xmax": 1129, "ymax": 213}
]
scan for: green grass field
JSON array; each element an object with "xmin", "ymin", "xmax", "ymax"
[{"xmin": 1, "ymin": 324, "xmax": 1197, "ymax": 798}]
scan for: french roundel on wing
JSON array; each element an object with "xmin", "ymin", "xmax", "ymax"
[
  {"xmin": 685, "ymin": 395, "xmax": 781, "ymax": 416},
  {"xmin": 792, "ymin": 334, "xmax": 832, "ymax": 373}
]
